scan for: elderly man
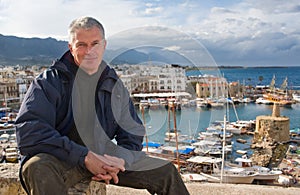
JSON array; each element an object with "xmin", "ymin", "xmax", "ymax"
[{"xmin": 15, "ymin": 16, "xmax": 189, "ymax": 195}]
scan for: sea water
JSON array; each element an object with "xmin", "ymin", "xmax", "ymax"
[
  {"xmin": 137, "ymin": 66, "xmax": 300, "ymax": 160},
  {"xmin": 187, "ymin": 66, "xmax": 300, "ymax": 89}
]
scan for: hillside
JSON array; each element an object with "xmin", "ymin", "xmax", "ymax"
[
  {"xmin": 0, "ymin": 34, "xmax": 68, "ymax": 65},
  {"xmin": 0, "ymin": 34, "xmax": 191, "ymax": 66}
]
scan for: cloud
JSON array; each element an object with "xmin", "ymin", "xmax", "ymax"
[
  {"xmin": 211, "ymin": 7, "xmax": 237, "ymax": 14},
  {"xmin": 0, "ymin": 0, "xmax": 299, "ymax": 66},
  {"xmin": 163, "ymin": 45, "xmax": 181, "ymax": 51},
  {"xmin": 183, "ymin": 0, "xmax": 300, "ymax": 65},
  {"xmin": 0, "ymin": 0, "xmax": 146, "ymax": 39},
  {"xmin": 132, "ymin": 5, "xmax": 164, "ymax": 17},
  {"xmin": 244, "ymin": 0, "xmax": 300, "ymax": 14},
  {"xmin": 143, "ymin": 4, "xmax": 164, "ymax": 16}
]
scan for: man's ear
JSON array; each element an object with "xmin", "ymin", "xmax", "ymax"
[
  {"xmin": 103, "ymin": 40, "xmax": 107, "ymax": 50},
  {"xmin": 68, "ymin": 43, "xmax": 73, "ymax": 53}
]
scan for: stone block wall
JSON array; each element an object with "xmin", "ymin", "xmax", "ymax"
[
  {"xmin": 254, "ymin": 115, "xmax": 290, "ymax": 143},
  {"xmin": 0, "ymin": 177, "xmax": 26, "ymax": 195},
  {"xmin": 251, "ymin": 111, "xmax": 290, "ymax": 168}
]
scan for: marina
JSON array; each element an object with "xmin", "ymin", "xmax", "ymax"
[
  {"xmin": 1, "ymin": 66, "xmax": 300, "ymax": 186},
  {"xmin": 137, "ymin": 102, "xmax": 300, "ymax": 146},
  {"xmin": 138, "ymin": 96, "xmax": 300, "ymax": 185}
]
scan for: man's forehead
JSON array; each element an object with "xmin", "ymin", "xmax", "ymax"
[{"xmin": 73, "ymin": 27, "xmax": 103, "ymax": 41}]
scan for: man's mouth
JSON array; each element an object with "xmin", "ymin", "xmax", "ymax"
[{"xmin": 84, "ymin": 57, "xmax": 97, "ymax": 61}]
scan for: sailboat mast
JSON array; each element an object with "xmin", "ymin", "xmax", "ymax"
[
  {"xmin": 168, "ymin": 104, "xmax": 171, "ymax": 141},
  {"xmin": 221, "ymin": 114, "xmax": 226, "ymax": 183},
  {"xmin": 231, "ymin": 100, "xmax": 239, "ymax": 121},
  {"xmin": 171, "ymin": 102, "xmax": 181, "ymax": 173},
  {"xmin": 141, "ymin": 106, "xmax": 149, "ymax": 152}
]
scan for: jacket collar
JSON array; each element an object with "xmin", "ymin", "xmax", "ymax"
[{"xmin": 51, "ymin": 50, "xmax": 120, "ymax": 87}]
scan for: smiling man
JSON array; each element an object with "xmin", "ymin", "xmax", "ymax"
[
  {"xmin": 15, "ymin": 16, "xmax": 189, "ymax": 195},
  {"xmin": 68, "ymin": 20, "xmax": 106, "ymax": 75}
]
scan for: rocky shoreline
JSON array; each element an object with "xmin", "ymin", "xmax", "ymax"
[{"xmin": 1, "ymin": 163, "xmax": 299, "ymax": 195}]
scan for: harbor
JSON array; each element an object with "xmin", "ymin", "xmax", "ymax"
[
  {"xmin": 137, "ymin": 97, "xmax": 300, "ymax": 186},
  {"xmin": 1, "ymin": 65, "xmax": 300, "ymax": 189}
]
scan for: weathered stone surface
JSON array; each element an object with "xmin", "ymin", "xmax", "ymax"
[
  {"xmin": 0, "ymin": 163, "xmax": 106, "ymax": 195},
  {"xmin": 251, "ymin": 105, "xmax": 290, "ymax": 168},
  {"xmin": 250, "ymin": 143, "xmax": 289, "ymax": 168},
  {"xmin": 68, "ymin": 180, "xmax": 106, "ymax": 195},
  {"xmin": 0, "ymin": 177, "xmax": 26, "ymax": 195},
  {"xmin": 254, "ymin": 116, "xmax": 290, "ymax": 143},
  {"xmin": 272, "ymin": 103, "xmax": 280, "ymax": 117}
]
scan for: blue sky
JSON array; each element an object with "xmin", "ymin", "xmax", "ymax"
[{"xmin": 0, "ymin": 0, "xmax": 299, "ymax": 66}]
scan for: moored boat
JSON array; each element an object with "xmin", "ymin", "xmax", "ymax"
[
  {"xmin": 181, "ymin": 173, "xmax": 208, "ymax": 182},
  {"xmin": 236, "ymin": 138, "xmax": 247, "ymax": 144},
  {"xmin": 263, "ymin": 93, "xmax": 294, "ymax": 107},
  {"xmin": 187, "ymin": 156, "xmax": 258, "ymax": 184},
  {"xmin": 292, "ymin": 93, "xmax": 300, "ymax": 102},
  {"xmin": 255, "ymin": 97, "xmax": 273, "ymax": 105},
  {"xmin": 261, "ymin": 76, "xmax": 295, "ymax": 107},
  {"xmin": 195, "ymin": 98, "xmax": 211, "ymax": 108},
  {"xmin": 201, "ymin": 170, "xmax": 257, "ymax": 184},
  {"xmin": 236, "ymin": 150, "xmax": 248, "ymax": 155},
  {"xmin": 139, "ymin": 99, "xmax": 150, "ymax": 110},
  {"xmin": 233, "ymin": 157, "xmax": 282, "ymax": 183}
]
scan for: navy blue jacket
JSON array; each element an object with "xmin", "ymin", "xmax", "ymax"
[{"xmin": 15, "ymin": 51, "xmax": 145, "ymax": 168}]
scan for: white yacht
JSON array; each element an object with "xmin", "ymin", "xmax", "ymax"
[{"xmin": 292, "ymin": 93, "xmax": 300, "ymax": 102}]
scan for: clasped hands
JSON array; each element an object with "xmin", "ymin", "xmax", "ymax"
[{"xmin": 84, "ymin": 151, "xmax": 125, "ymax": 184}]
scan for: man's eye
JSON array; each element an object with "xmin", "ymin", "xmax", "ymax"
[{"xmin": 77, "ymin": 43, "xmax": 86, "ymax": 47}]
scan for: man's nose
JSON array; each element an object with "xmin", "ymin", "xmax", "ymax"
[{"xmin": 85, "ymin": 45, "xmax": 93, "ymax": 54}]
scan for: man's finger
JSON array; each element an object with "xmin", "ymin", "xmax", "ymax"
[
  {"xmin": 92, "ymin": 173, "xmax": 112, "ymax": 182},
  {"xmin": 103, "ymin": 165, "xmax": 120, "ymax": 173},
  {"xmin": 103, "ymin": 155, "xmax": 125, "ymax": 171},
  {"xmin": 109, "ymin": 171, "xmax": 119, "ymax": 184}
]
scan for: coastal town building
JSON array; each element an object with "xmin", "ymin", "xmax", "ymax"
[
  {"xmin": 2, "ymin": 64, "xmax": 294, "ymax": 109},
  {"xmin": 189, "ymin": 75, "xmax": 228, "ymax": 99},
  {"xmin": 0, "ymin": 66, "xmax": 35, "ymax": 109},
  {"xmin": 1, "ymin": 64, "xmax": 191, "ymax": 108},
  {"xmin": 115, "ymin": 64, "xmax": 187, "ymax": 95}
]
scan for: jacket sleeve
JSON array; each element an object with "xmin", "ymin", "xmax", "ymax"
[{"xmin": 15, "ymin": 72, "xmax": 88, "ymax": 168}]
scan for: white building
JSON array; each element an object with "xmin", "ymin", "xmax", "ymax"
[{"xmin": 117, "ymin": 64, "xmax": 186, "ymax": 95}]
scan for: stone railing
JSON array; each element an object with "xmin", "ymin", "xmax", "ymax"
[{"xmin": 0, "ymin": 163, "xmax": 106, "ymax": 195}]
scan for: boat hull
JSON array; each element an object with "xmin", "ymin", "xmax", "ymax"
[
  {"xmin": 220, "ymin": 175, "xmax": 256, "ymax": 184},
  {"xmin": 202, "ymin": 173, "xmax": 257, "ymax": 184},
  {"xmin": 254, "ymin": 171, "xmax": 282, "ymax": 181}
]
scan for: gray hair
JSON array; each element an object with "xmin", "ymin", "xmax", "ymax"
[{"xmin": 68, "ymin": 16, "xmax": 105, "ymax": 43}]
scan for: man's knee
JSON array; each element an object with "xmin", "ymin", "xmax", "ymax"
[
  {"xmin": 21, "ymin": 153, "xmax": 72, "ymax": 194},
  {"xmin": 22, "ymin": 153, "xmax": 62, "ymax": 180}
]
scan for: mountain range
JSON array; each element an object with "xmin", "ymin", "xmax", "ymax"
[
  {"xmin": 0, "ymin": 34, "xmax": 190, "ymax": 66},
  {"xmin": 0, "ymin": 34, "xmax": 68, "ymax": 65}
]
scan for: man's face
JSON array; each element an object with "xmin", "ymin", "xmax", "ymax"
[{"xmin": 68, "ymin": 26, "xmax": 106, "ymax": 75}]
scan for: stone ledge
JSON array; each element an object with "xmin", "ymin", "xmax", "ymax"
[
  {"xmin": 68, "ymin": 181, "xmax": 106, "ymax": 195},
  {"xmin": 0, "ymin": 177, "xmax": 26, "ymax": 195},
  {"xmin": 0, "ymin": 163, "xmax": 106, "ymax": 195}
]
